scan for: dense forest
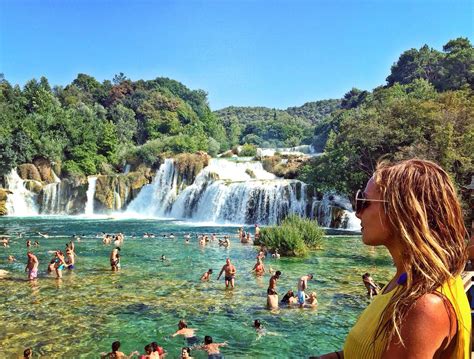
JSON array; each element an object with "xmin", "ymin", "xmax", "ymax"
[
  {"xmin": 0, "ymin": 37, "xmax": 472, "ymax": 201},
  {"xmin": 300, "ymin": 37, "xmax": 474, "ymax": 199},
  {"xmin": 214, "ymin": 99, "xmax": 340, "ymax": 148},
  {"xmin": 0, "ymin": 74, "xmax": 337, "ymax": 178}
]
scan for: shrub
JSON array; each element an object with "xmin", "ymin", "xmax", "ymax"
[
  {"xmin": 239, "ymin": 143, "xmax": 257, "ymax": 157},
  {"xmin": 256, "ymin": 215, "xmax": 324, "ymax": 257}
]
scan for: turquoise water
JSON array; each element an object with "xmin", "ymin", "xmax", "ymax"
[{"xmin": 0, "ymin": 217, "xmax": 393, "ymax": 358}]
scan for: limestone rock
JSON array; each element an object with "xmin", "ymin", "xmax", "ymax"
[
  {"xmin": 262, "ymin": 155, "xmax": 308, "ymax": 179},
  {"xmin": 0, "ymin": 189, "xmax": 11, "ymax": 216},
  {"xmin": 17, "ymin": 164, "xmax": 42, "ymax": 182},
  {"xmin": 33, "ymin": 157, "xmax": 55, "ymax": 184},
  {"xmin": 38, "ymin": 179, "xmax": 88, "ymax": 215},
  {"xmin": 24, "ymin": 180, "xmax": 43, "ymax": 194},
  {"xmin": 174, "ymin": 152, "xmax": 211, "ymax": 186},
  {"xmin": 94, "ymin": 171, "xmax": 150, "ymax": 212}
]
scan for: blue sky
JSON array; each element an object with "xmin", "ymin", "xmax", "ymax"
[{"xmin": 0, "ymin": 0, "xmax": 472, "ymax": 110}]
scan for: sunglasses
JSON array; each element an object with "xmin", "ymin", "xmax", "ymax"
[{"xmin": 353, "ymin": 189, "xmax": 388, "ymax": 213}]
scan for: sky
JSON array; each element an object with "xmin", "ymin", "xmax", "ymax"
[{"xmin": 0, "ymin": 0, "xmax": 472, "ymax": 110}]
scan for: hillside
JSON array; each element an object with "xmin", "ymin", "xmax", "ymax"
[{"xmin": 214, "ymin": 99, "xmax": 341, "ymax": 148}]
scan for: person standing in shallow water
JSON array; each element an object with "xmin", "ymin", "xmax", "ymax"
[
  {"xmin": 110, "ymin": 247, "xmax": 121, "ymax": 271},
  {"xmin": 267, "ymin": 270, "xmax": 281, "ymax": 309},
  {"xmin": 297, "ymin": 274, "xmax": 313, "ymax": 308},
  {"xmin": 25, "ymin": 252, "xmax": 39, "ymax": 280},
  {"xmin": 217, "ymin": 258, "xmax": 237, "ymax": 288},
  {"xmin": 314, "ymin": 159, "xmax": 472, "ymax": 359},
  {"xmin": 200, "ymin": 269, "xmax": 213, "ymax": 281},
  {"xmin": 362, "ymin": 272, "xmax": 380, "ymax": 299}
]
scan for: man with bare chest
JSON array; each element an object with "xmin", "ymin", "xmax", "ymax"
[{"xmin": 217, "ymin": 258, "xmax": 236, "ymax": 288}]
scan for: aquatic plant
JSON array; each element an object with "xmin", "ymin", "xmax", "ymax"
[{"xmin": 257, "ymin": 214, "xmax": 324, "ymax": 256}]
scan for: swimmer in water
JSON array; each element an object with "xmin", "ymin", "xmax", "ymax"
[
  {"xmin": 200, "ymin": 269, "xmax": 213, "ymax": 281},
  {"xmin": 192, "ymin": 335, "xmax": 227, "ymax": 359},
  {"xmin": 100, "ymin": 340, "xmax": 139, "ymax": 358},
  {"xmin": 172, "ymin": 320, "xmax": 199, "ymax": 346}
]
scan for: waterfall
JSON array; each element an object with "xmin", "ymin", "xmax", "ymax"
[
  {"xmin": 126, "ymin": 159, "xmax": 179, "ymax": 216},
  {"xmin": 310, "ymin": 193, "xmax": 361, "ymax": 230},
  {"xmin": 40, "ymin": 170, "xmax": 62, "ymax": 214},
  {"xmin": 84, "ymin": 176, "xmax": 97, "ymax": 215},
  {"xmin": 4, "ymin": 169, "xmax": 39, "ymax": 216},
  {"xmin": 113, "ymin": 184, "xmax": 122, "ymax": 210},
  {"xmin": 126, "ymin": 158, "xmax": 358, "ymax": 227}
]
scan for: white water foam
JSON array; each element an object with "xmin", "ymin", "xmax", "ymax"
[{"xmin": 4, "ymin": 169, "xmax": 39, "ymax": 216}]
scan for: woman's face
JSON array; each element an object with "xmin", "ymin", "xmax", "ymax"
[{"xmin": 356, "ymin": 178, "xmax": 392, "ymax": 247}]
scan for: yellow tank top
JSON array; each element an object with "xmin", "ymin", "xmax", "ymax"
[{"xmin": 343, "ymin": 275, "xmax": 471, "ymax": 358}]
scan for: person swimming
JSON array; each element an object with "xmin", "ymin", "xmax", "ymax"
[
  {"xmin": 192, "ymin": 336, "xmax": 227, "ymax": 359},
  {"xmin": 172, "ymin": 320, "xmax": 199, "ymax": 345},
  {"xmin": 100, "ymin": 340, "xmax": 139, "ymax": 358}
]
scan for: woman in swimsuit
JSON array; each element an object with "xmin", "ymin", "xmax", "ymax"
[
  {"xmin": 315, "ymin": 159, "xmax": 471, "ymax": 358},
  {"xmin": 252, "ymin": 258, "xmax": 265, "ymax": 276}
]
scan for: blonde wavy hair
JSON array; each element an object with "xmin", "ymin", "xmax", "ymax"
[{"xmin": 373, "ymin": 158, "xmax": 468, "ymax": 347}]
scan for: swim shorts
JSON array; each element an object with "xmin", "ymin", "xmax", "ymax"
[
  {"xmin": 68, "ymin": 264, "xmax": 75, "ymax": 270},
  {"xmin": 267, "ymin": 288, "xmax": 277, "ymax": 295},
  {"xmin": 297, "ymin": 290, "xmax": 305, "ymax": 305},
  {"xmin": 225, "ymin": 275, "xmax": 234, "ymax": 282},
  {"xmin": 28, "ymin": 269, "xmax": 38, "ymax": 280},
  {"xmin": 208, "ymin": 354, "xmax": 223, "ymax": 359},
  {"xmin": 186, "ymin": 336, "xmax": 199, "ymax": 345},
  {"xmin": 58, "ymin": 264, "xmax": 65, "ymax": 271}
]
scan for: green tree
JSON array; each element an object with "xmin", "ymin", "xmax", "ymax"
[{"xmin": 109, "ymin": 103, "xmax": 137, "ymax": 144}]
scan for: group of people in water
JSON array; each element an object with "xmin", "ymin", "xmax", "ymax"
[
  {"xmin": 10, "ymin": 224, "xmax": 322, "ymax": 358},
  {"xmin": 24, "ymin": 239, "xmax": 76, "ymax": 279},
  {"xmin": 7, "ymin": 158, "xmax": 474, "ymax": 359}
]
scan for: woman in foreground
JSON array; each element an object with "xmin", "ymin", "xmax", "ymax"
[{"xmin": 314, "ymin": 159, "xmax": 471, "ymax": 359}]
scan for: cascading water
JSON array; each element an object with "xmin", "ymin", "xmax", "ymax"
[
  {"xmin": 39, "ymin": 170, "xmax": 62, "ymax": 214},
  {"xmin": 126, "ymin": 159, "xmax": 179, "ymax": 216},
  {"xmin": 126, "ymin": 158, "xmax": 359, "ymax": 227},
  {"xmin": 84, "ymin": 176, "xmax": 97, "ymax": 215},
  {"xmin": 4, "ymin": 169, "xmax": 39, "ymax": 216}
]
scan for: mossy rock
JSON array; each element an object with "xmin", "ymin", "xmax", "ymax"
[
  {"xmin": 245, "ymin": 168, "xmax": 256, "ymax": 179},
  {"xmin": 262, "ymin": 155, "xmax": 307, "ymax": 179},
  {"xmin": 0, "ymin": 189, "xmax": 10, "ymax": 216},
  {"xmin": 17, "ymin": 164, "xmax": 42, "ymax": 182},
  {"xmin": 174, "ymin": 152, "xmax": 210, "ymax": 186},
  {"xmin": 220, "ymin": 150, "xmax": 234, "ymax": 158},
  {"xmin": 330, "ymin": 207, "xmax": 346, "ymax": 228},
  {"xmin": 52, "ymin": 161, "xmax": 62, "ymax": 178},
  {"xmin": 94, "ymin": 173, "xmax": 150, "ymax": 211},
  {"xmin": 33, "ymin": 157, "xmax": 55, "ymax": 183},
  {"xmin": 24, "ymin": 180, "xmax": 43, "ymax": 194},
  {"xmin": 94, "ymin": 176, "xmax": 116, "ymax": 210},
  {"xmin": 127, "ymin": 172, "xmax": 150, "ymax": 190}
]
